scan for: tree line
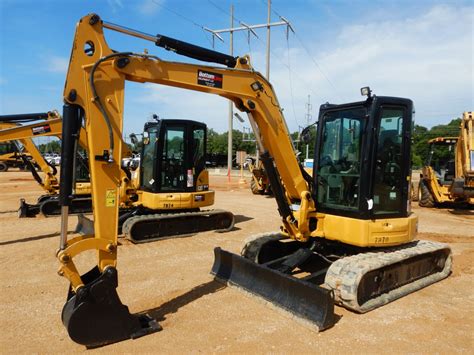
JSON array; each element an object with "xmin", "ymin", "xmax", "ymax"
[
  {"xmin": 412, "ymin": 117, "xmax": 462, "ymax": 168},
  {"xmin": 34, "ymin": 117, "xmax": 462, "ymax": 168}
]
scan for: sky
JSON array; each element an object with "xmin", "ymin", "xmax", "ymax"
[{"xmin": 0, "ymin": 0, "xmax": 473, "ymax": 138}]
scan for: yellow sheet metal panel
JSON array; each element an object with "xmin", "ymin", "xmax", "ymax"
[
  {"xmin": 139, "ymin": 190, "xmax": 214, "ymax": 209},
  {"xmin": 320, "ymin": 213, "xmax": 416, "ymax": 247}
]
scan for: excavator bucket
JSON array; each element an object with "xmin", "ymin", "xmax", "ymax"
[
  {"xmin": 62, "ymin": 266, "xmax": 161, "ymax": 348},
  {"xmin": 211, "ymin": 248, "xmax": 335, "ymax": 331}
]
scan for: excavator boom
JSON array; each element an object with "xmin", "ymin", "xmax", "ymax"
[{"xmin": 57, "ymin": 14, "xmax": 315, "ymax": 346}]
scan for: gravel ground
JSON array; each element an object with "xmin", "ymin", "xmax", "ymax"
[{"xmin": 0, "ymin": 170, "xmax": 473, "ymax": 353}]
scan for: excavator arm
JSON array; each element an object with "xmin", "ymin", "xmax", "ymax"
[
  {"xmin": 57, "ymin": 14, "xmax": 317, "ymax": 346},
  {"xmin": 454, "ymin": 112, "xmax": 474, "ymax": 201},
  {"xmin": 0, "ymin": 114, "xmax": 96, "ymax": 217},
  {"xmin": 58, "ymin": 13, "xmax": 314, "ymax": 278}
]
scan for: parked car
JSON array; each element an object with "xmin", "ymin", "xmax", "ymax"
[{"xmin": 44, "ymin": 153, "xmax": 61, "ymax": 166}]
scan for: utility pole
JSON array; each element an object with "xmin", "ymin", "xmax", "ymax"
[
  {"xmin": 305, "ymin": 94, "xmax": 312, "ymax": 160},
  {"xmin": 227, "ymin": 4, "xmax": 234, "ymax": 181},
  {"xmin": 205, "ymin": 0, "xmax": 293, "ymax": 174},
  {"xmin": 266, "ymin": 0, "xmax": 271, "ymax": 80}
]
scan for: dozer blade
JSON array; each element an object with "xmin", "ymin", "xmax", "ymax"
[
  {"xmin": 62, "ymin": 266, "xmax": 161, "ymax": 348},
  {"xmin": 211, "ymin": 248, "xmax": 335, "ymax": 331},
  {"xmin": 18, "ymin": 198, "xmax": 40, "ymax": 218}
]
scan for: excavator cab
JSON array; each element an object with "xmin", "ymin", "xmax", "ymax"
[
  {"xmin": 140, "ymin": 119, "xmax": 207, "ymax": 193},
  {"xmin": 314, "ymin": 96, "xmax": 412, "ymax": 219}
]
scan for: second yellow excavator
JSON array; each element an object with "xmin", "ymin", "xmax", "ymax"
[
  {"xmin": 0, "ymin": 112, "xmax": 92, "ymax": 217},
  {"xmin": 53, "ymin": 15, "xmax": 452, "ymax": 347},
  {"xmin": 117, "ymin": 117, "xmax": 235, "ymax": 243},
  {"xmin": 0, "ymin": 111, "xmax": 234, "ymax": 240}
]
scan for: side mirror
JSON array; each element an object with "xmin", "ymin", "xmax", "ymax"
[
  {"xmin": 130, "ymin": 133, "xmax": 138, "ymax": 145},
  {"xmin": 300, "ymin": 126, "xmax": 312, "ymax": 144}
]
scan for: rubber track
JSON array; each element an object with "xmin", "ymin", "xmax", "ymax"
[
  {"xmin": 122, "ymin": 209, "xmax": 234, "ymax": 243},
  {"xmin": 40, "ymin": 197, "xmax": 92, "ymax": 216},
  {"xmin": 241, "ymin": 232, "xmax": 285, "ymax": 261},
  {"xmin": 324, "ymin": 240, "xmax": 452, "ymax": 313}
]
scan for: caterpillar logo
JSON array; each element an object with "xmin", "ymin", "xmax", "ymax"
[{"xmin": 197, "ymin": 70, "xmax": 223, "ymax": 88}]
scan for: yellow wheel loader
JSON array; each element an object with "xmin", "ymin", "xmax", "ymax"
[
  {"xmin": 53, "ymin": 15, "xmax": 451, "ymax": 347},
  {"xmin": 246, "ymin": 157, "xmax": 272, "ymax": 195},
  {"xmin": 418, "ymin": 112, "xmax": 474, "ymax": 207}
]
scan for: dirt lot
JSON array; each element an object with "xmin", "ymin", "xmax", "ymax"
[{"xmin": 0, "ymin": 170, "xmax": 473, "ymax": 353}]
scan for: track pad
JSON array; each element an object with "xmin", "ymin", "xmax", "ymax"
[{"xmin": 61, "ymin": 266, "xmax": 161, "ymax": 348}]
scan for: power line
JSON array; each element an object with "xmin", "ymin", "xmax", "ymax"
[
  {"xmin": 151, "ymin": 0, "xmax": 213, "ymax": 47},
  {"xmin": 152, "ymin": 0, "xmax": 204, "ymax": 29},
  {"xmin": 205, "ymin": 1, "xmax": 326, "ymax": 107},
  {"xmin": 286, "ymin": 34, "xmax": 299, "ymax": 128},
  {"xmin": 250, "ymin": 28, "xmax": 324, "ymax": 104},
  {"xmin": 267, "ymin": 1, "xmax": 343, "ymax": 102},
  {"xmin": 292, "ymin": 32, "xmax": 342, "ymax": 102},
  {"xmin": 207, "ymin": 0, "xmax": 235, "ymax": 19}
]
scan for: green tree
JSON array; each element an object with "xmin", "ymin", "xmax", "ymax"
[
  {"xmin": 38, "ymin": 140, "xmax": 61, "ymax": 153},
  {"xmin": 411, "ymin": 117, "xmax": 462, "ymax": 169},
  {"xmin": 207, "ymin": 129, "xmax": 257, "ymax": 155},
  {"xmin": 207, "ymin": 128, "xmax": 227, "ymax": 154}
]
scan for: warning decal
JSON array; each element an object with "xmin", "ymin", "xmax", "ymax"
[
  {"xmin": 105, "ymin": 189, "xmax": 117, "ymax": 207},
  {"xmin": 197, "ymin": 70, "xmax": 223, "ymax": 88},
  {"xmin": 32, "ymin": 124, "xmax": 51, "ymax": 135}
]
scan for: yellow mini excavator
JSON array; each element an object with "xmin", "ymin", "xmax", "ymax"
[
  {"xmin": 116, "ymin": 117, "xmax": 235, "ymax": 243},
  {"xmin": 0, "ymin": 142, "xmax": 36, "ymax": 171},
  {"xmin": 0, "ymin": 112, "xmax": 60, "ymax": 173},
  {"xmin": 54, "ymin": 15, "xmax": 451, "ymax": 347},
  {"xmin": 0, "ymin": 112, "xmax": 92, "ymax": 217},
  {"xmin": 0, "ymin": 111, "xmax": 233, "ymax": 239}
]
